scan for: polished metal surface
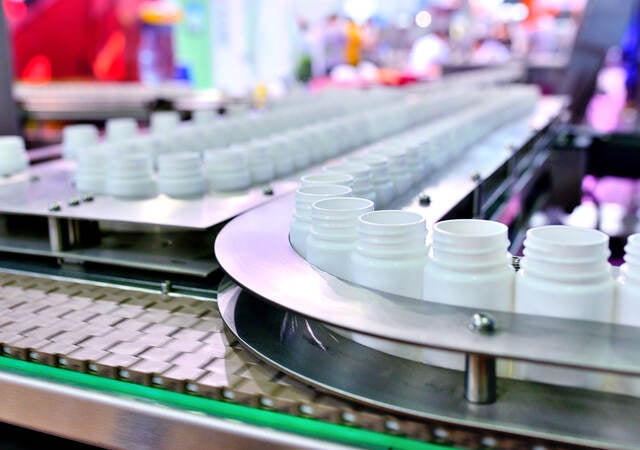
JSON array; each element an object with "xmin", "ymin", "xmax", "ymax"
[
  {"xmin": 0, "ymin": 369, "xmax": 349, "ymax": 450},
  {"xmin": 0, "ymin": 159, "xmax": 297, "ymax": 229},
  {"xmin": 219, "ymin": 285, "xmax": 640, "ymax": 450},
  {"xmin": 0, "ymin": 219, "xmax": 219, "ymax": 277},
  {"xmin": 464, "ymin": 355, "xmax": 496, "ymax": 404}
]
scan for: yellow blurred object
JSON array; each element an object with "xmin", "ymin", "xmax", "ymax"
[
  {"xmin": 344, "ymin": 21, "xmax": 362, "ymax": 66},
  {"xmin": 139, "ymin": 1, "xmax": 182, "ymax": 25},
  {"xmin": 253, "ymin": 83, "xmax": 268, "ymax": 109}
]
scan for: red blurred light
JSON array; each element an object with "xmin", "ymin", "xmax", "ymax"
[
  {"xmin": 3, "ymin": 0, "xmax": 27, "ymax": 24},
  {"xmin": 21, "ymin": 54, "xmax": 52, "ymax": 83}
]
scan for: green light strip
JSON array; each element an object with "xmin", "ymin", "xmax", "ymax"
[{"xmin": 0, "ymin": 357, "xmax": 450, "ymax": 450}]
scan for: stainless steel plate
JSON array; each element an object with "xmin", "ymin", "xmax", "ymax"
[{"xmin": 0, "ymin": 159, "xmax": 297, "ymax": 229}]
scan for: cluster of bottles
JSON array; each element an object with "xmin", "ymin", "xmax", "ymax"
[
  {"xmin": 290, "ymin": 86, "xmax": 539, "ymax": 258},
  {"xmin": 61, "ymin": 87, "xmax": 477, "ymax": 200},
  {"xmin": 287, "ymin": 87, "xmax": 640, "ymax": 396},
  {"xmin": 58, "ymin": 67, "xmax": 532, "ymax": 201}
]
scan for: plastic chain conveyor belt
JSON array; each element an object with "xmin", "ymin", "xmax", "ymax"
[{"xmin": 0, "ymin": 272, "xmax": 570, "ymax": 449}]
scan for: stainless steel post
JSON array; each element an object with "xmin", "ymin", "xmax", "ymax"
[
  {"xmin": 465, "ymin": 312, "xmax": 497, "ymax": 404},
  {"xmin": 464, "ymin": 354, "xmax": 496, "ymax": 404}
]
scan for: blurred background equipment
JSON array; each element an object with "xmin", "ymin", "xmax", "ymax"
[{"xmin": 0, "ymin": 4, "xmax": 17, "ymax": 135}]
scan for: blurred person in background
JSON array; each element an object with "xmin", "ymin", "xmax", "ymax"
[
  {"xmin": 323, "ymin": 14, "xmax": 346, "ymax": 74},
  {"xmin": 344, "ymin": 17, "xmax": 362, "ymax": 66},
  {"xmin": 471, "ymin": 25, "xmax": 512, "ymax": 65},
  {"xmin": 408, "ymin": 27, "xmax": 450, "ymax": 76},
  {"xmin": 471, "ymin": 36, "xmax": 511, "ymax": 64},
  {"xmin": 360, "ymin": 18, "xmax": 380, "ymax": 64}
]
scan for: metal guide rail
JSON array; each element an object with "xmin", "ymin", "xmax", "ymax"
[
  {"xmin": 0, "ymin": 272, "xmax": 568, "ymax": 449},
  {"xmin": 220, "ymin": 285, "xmax": 640, "ymax": 450}
]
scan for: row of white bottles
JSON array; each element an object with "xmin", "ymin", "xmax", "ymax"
[
  {"xmin": 77, "ymin": 148, "xmax": 205, "ymax": 199},
  {"xmin": 64, "ymin": 84, "xmax": 539, "ymax": 201},
  {"xmin": 62, "ymin": 89, "xmax": 404, "ymax": 164},
  {"xmin": 289, "ymin": 192, "xmax": 640, "ymax": 394},
  {"xmin": 286, "ymin": 85, "xmax": 540, "ymax": 249}
]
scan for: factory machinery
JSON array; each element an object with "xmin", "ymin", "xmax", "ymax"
[{"xmin": 0, "ymin": 66, "xmax": 637, "ymax": 450}]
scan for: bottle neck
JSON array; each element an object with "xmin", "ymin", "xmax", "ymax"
[{"xmin": 520, "ymin": 254, "xmax": 611, "ymax": 284}]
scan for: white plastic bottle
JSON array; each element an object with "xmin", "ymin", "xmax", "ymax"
[
  {"xmin": 306, "ymin": 197, "xmax": 374, "ymax": 280},
  {"xmin": 323, "ymin": 163, "xmax": 376, "ymax": 206},
  {"xmin": 62, "ymin": 124, "xmax": 99, "ymax": 160},
  {"xmin": 105, "ymin": 117, "xmax": 138, "ymax": 142},
  {"xmin": 514, "ymin": 225, "xmax": 615, "ymax": 389},
  {"xmin": 150, "ymin": 110, "xmax": 180, "ymax": 134},
  {"xmin": 106, "ymin": 152, "xmax": 156, "ymax": 199},
  {"xmin": 616, "ymin": 233, "xmax": 640, "ymax": 325},
  {"xmin": 157, "ymin": 152, "xmax": 206, "ymax": 199},
  {"xmin": 289, "ymin": 184, "xmax": 352, "ymax": 258},
  {"xmin": 300, "ymin": 173, "xmax": 353, "ymax": 188},
  {"xmin": 515, "ymin": 226, "xmax": 614, "ymax": 321},
  {"xmin": 347, "ymin": 154, "xmax": 395, "ymax": 208},
  {"xmin": 372, "ymin": 147, "xmax": 413, "ymax": 196},
  {"xmin": 75, "ymin": 144, "xmax": 110, "ymax": 195},
  {"xmin": 424, "ymin": 219, "xmax": 514, "ymax": 310},
  {"xmin": 204, "ymin": 148, "xmax": 251, "ymax": 192},
  {"xmin": 246, "ymin": 141, "xmax": 275, "ymax": 184},
  {"xmin": 610, "ymin": 233, "xmax": 640, "ymax": 396},
  {"xmin": 422, "ymin": 219, "xmax": 514, "ymax": 370},
  {"xmin": 0, "ymin": 136, "xmax": 28, "ymax": 176},
  {"xmin": 266, "ymin": 136, "xmax": 296, "ymax": 177},
  {"xmin": 351, "ymin": 210, "xmax": 427, "ymax": 298},
  {"xmin": 423, "ymin": 219, "xmax": 515, "ymax": 372}
]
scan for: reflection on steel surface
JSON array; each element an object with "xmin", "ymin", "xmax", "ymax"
[{"xmin": 220, "ymin": 285, "xmax": 640, "ymax": 450}]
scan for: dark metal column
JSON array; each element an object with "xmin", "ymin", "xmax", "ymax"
[{"xmin": 0, "ymin": 6, "xmax": 18, "ymax": 136}]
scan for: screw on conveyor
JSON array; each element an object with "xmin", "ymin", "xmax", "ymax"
[
  {"xmin": 468, "ymin": 312, "xmax": 496, "ymax": 334},
  {"xmin": 48, "ymin": 202, "xmax": 62, "ymax": 212},
  {"xmin": 67, "ymin": 198, "xmax": 81, "ymax": 207},
  {"xmin": 419, "ymin": 193, "xmax": 431, "ymax": 206},
  {"xmin": 263, "ymin": 186, "xmax": 274, "ymax": 196},
  {"xmin": 465, "ymin": 312, "xmax": 497, "ymax": 404},
  {"xmin": 471, "ymin": 172, "xmax": 483, "ymax": 218},
  {"xmin": 160, "ymin": 280, "xmax": 172, "ymax": 295}
]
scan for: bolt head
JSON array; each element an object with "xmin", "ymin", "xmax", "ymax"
[
  {"xmin": 263, "ymin": 186, "xmax": 274, "ymax": 196},
  {"xmin": 48, "ymin": 203, "xmax": 61, "ymax": 212},
  {"xmin": 469, "ymin": 312, "xmax": 496, "ymax": 334},
  {"xmin": 68, "ymin": 198, "xmax": 81, "ymax": 207},
  {"xmin": 82, "ymin": 195, "xmax": 94, "ymax": 202},
  {"xmin": 160, "ymin": 280, "xmax": 172, "ymax": 295},
  {"xmin": 419, "ymin": 193, "xmax": 431, "ymax": 206},
  {"xmin": 471, "ymin": 172, "xmax": 482, "ymax": 183}
]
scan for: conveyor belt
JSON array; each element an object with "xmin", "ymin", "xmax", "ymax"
[{"xmin": 0, "ymin": 273, "xmax": 580, "ymax": 449}]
